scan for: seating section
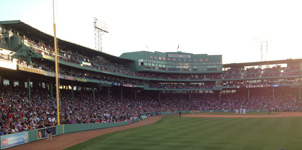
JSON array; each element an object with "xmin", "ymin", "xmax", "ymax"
[
  {"xmin": 0, "ymin": 86, "xmax": 301, "ymax": 136},
  {"xmin": 0, "ymin": 28, "xmax": 302, "ymax": 137}
]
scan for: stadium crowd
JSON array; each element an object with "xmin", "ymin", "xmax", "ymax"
[
  {"xmin": 13, "ymin": 56, "xmax": 301, "ymax": 89},
  {"xmin": 223, "ymin": 78, "xmax": 302, "ymax": 88},
  {"xmin": 1, "ymin": 85, "xmax": 301, "ymax": 136},
  {"xmin": 223, "ymin": 65, "xmax": 302, "ymax": 79},
  {"xmin": 0, "ymin": 52, "xmax": 300, "ymax": 90}
]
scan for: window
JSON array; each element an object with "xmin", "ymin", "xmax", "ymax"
[
  {"xmin": 42, "ymin": 82, "xmax": 46, "ymax": 89},
  {"xmin": 14, "ymin": 81, "xmax": 19, "ymax": 87},
  {"xmin": 3, "ymin": 79, "xmax": 9, "ymax": 86}
]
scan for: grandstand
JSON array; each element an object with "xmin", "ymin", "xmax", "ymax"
[{"xmin": 1, "ymin": 20, "xmax": 302, "ymax": 149}]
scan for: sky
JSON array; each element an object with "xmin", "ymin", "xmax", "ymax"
[{"xmin": 0, "ymin": 0, "xmax": 302, "ymax": 64}]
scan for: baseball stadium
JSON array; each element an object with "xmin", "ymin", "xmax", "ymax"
[
  {"xmin": 0, "ymin": 19, "xmax": 302, "ymax": 150},
  {"xmin": 1, "ymin": 1, "xmax": 302, "ymax": 149}
]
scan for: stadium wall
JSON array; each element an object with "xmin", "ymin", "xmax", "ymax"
[
  {"xmin": 0, "ymin": 111, "xmax": 185, "ymax": 149},
  {"xmin": 191, "ymin": 110, "xmax": 268, "ymax": 113},
  {"xmin": 0, "ymin": 121, "xmax": 132, "ymax": 149}
]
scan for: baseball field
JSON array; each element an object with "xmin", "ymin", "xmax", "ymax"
[{"xmin": 65, "ymin": 112, "xmax": 302, "ymax": 150}]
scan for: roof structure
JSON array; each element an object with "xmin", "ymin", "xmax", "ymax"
[
  {"xmin": 223, "ymin": 58, "xmax": 302, "ymax": 68},
  {"xmin": 1, "ymin": 20, "xmax": 301, "ymax": 66},
  {"xmin": 0, "ymin": 20, "xmax": 133, "ymax": 63}
]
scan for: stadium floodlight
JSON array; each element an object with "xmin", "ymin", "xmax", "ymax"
[
  {"xmin": 94, "ymin": 18, "xmax": 109, "ymax": 52},
  {"xmin": 253, "ymin": 37, "xmax": 270, "ymax": 61}
]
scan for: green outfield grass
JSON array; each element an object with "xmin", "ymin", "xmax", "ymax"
[
  {"xmin": 66, "ymin": 115, "xmax": 302, "ymax": 150},
  {"xmin": 200, "ymin": 112, "xmax": 280, "ymax": 115}
]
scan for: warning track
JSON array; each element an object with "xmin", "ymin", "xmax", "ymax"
[{"xmin": 7, "ymin": 115, "xmax": 164, "ymax": 150}]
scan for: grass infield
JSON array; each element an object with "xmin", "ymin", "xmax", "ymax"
[{"xmin": 66, "ymin": 115, "xmax": 302, "ymax": 150}]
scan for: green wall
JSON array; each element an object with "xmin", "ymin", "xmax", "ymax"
[{"xmin": 0, "ymin": 121, "xmax": 130, "ymax": 149}]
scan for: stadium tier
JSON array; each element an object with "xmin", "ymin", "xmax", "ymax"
[{"xmin": 1, "ymin": 20, "xmax": 302, "ymax": 140}]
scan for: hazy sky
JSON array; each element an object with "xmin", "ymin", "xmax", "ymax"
[{"xmin": 1, "ymin": 0, "xmax": 302, "ymax": 64}]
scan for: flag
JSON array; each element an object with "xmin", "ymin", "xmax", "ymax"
[
  {"xmin": 149, "ymin": 55, "xmax": 153, "ymax": 59},
  {"xmin": 177, "ymin": 45, "xmax": 180, "ymax": 50},
  {"xmin": 205, "ymin": 58, "xmax": 209, "ymax": 61}
]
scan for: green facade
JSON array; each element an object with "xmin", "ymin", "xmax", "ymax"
[{"xmin": 120, "ymin": 51, "xmax": 222, "ymax": 73}]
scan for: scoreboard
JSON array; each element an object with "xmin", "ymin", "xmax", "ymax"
[{"xmin": 120, "ymin": 51, "xmax": 222, "ymax": 73}]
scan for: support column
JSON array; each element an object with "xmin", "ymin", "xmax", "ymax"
[
  {"xmin": 272, "ymin": 88, "xmax": 275, "ymax": 100},
  {"xmin": 134, "ymin": 91, "xmax": 137, "ymax": 101},
  {"xmin": 0, "ymin": 75, "xmax": 2, "ymax": 88},
  {"xmin": 20, "ymin": 79, "xmax": 25, "ymax": 89},
  {"xmin": 108, "ymin": 88, "xmax": 111, "ymax": 101},
  {"xmin": 28, "ymin": 78, "xmax": 31, "ymax": 99},
  {"xmin": 9, "ymin": 79, "xmax": 13, "ymax": 87},
  {"xmin": 50, "ymin": 82, "xmax": 54, "ymax": 100},
  {"xmin": 248, "ymin": 89, "xmax": 250, "ymax": 101},
  {"xmin": 71, "ymin": 87, "xmax": 74, "ymax": 101},
  {"xmin": 299, "ymin": 88, "xmax": 301, "ymax": 100},
  {"xmin": 33, "ymin": 80, "xmax": 39, "ymax": 89},
  {"xmin": 158, "ymin": 92, "xmax": 161, "ymax": 101},
  {"xmin": 189, "ymin": 92, "xmax": 192, "ymax": 101},
  {"xmin": 270, "ymin": 88, "xmax": 275, "ymax": 114},
  {"xmin": 120, "ymin": 88, "xmax": 123, "ymax": 101},
  {"xmin": 92, "ymin": 88, "xmax": 95, "ymax": 101},
  {"xmin": 219, "ymin": 91, "xmax": 221, "ymax": 101}
]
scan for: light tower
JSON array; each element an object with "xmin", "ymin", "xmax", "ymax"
[
  {"xmin": 94, "ymin": 18, "xmax": 109, "ymax": 52},
  {"xmin": 254, "ymin": 37, "xmax": 269, "ymax": 61}
]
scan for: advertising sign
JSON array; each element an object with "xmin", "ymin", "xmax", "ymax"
[
  {"xmin": 123, "ymin": 84, "xmax": 136, "ymax": 88},
  {"xmin": 168, "ymin": 54, "xmax": 191, "ymax": 58},
  {"xmin": 81, "ymin": 61, "xmax": 91, "ymax": 66},
  {"xmin": 76, "ymin": 77, "xmax": 88, "ymax": 82},
  {"xmin": 65, "ymin": 75, "xmax": 76, "ymax": 81},
  {"xmin": 44, "ymin": 72, "xmax": 55, "ymax": 77},
  {"xmin": 1, "ymin": 132, "xmax": 29, "ymax": 149},
  {"xmin": 112, "ymin": 82, "xmax": 121, "ymax": 86},
  {"xmin": 0, "ymin": 59, "xmax": 17, "ymax": 70},
  {"xmin": 18, "ymin": 66, "xmax": 45, "ymax": 75}
]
